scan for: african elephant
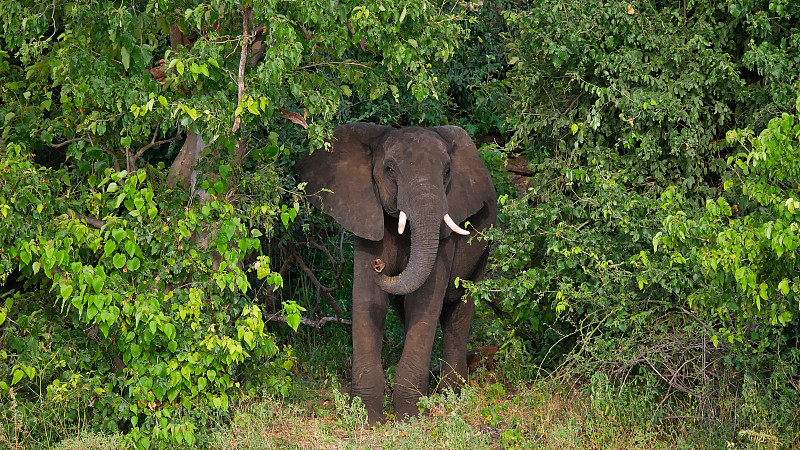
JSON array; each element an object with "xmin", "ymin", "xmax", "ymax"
[{"xmin": 296, "ymin": 123, "xmax": 497, "ymax": 424}]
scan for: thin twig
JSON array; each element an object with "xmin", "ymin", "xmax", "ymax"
[
  {"xmin": 128, "ymin": 125, "xmax": 183, "ymax": 169},
  {"xmin": 288, "ymin": 244, "xmax": 343, "ymax": 316},
  {"xmin": 660, "ymin": 415, "xmax": 718, "ymax": 423},
  {"xmin": 306, "ymin": 239, "xmax": 345, "ymax": 286}
]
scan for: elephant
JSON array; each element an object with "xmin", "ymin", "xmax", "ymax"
[{"xmin": 296, "ymin": 123, "xmax": 497, "ymax": 424}]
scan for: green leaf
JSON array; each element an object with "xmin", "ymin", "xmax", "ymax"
[
  {"xmin": 126, "ymin": 257, "xmax": 141, "ymax": 271},
  {"xmin": 124, "ymin": 239, "xmax": 136, "ymax": 256},
  {"xmin": 12, "ymin": 370, "xmax": 23, "ymax": 385},
  {"xmin": 112, "ymin": 253, "xmax": 127, "ymax": 269},
  {"xmin": 112, "ymin": 228, "xmax": 126, "ymax": 242},
  {"xmin": 779, "ymin": 279, "xmax": 790, "ymax": 295},
  {"xmin": 60, "ymin": 283, "xmax": 74, "ymax": 299},
  {"xmin": 104, "ymin": 240, "xmax": 117, "ymax": 257},
  {"xmin": 162, "ymin": 322, "xmax": 176, "ymax": 341},
  {"xmin": 286, "ymin": 313, "xmax": 300, "ymax": 332},
  {"xmin": 120, "ymin": 47, "xmax": 130, "ymax": 70},
  {"xmin": 92, "ymin": 268, "xmax": 106, "ymax": 294},
  {"xmin": 219, "ymin": 164, "xmax": 232, "ymax": 180}
]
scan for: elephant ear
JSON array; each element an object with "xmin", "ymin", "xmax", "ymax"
[
  {"xmin": 296, "ymin": 123, "xmax": 391, "ymax": 241},
  {"xmin": 431, "ymin": 126, "xmax": 496, "ymax": 230}
]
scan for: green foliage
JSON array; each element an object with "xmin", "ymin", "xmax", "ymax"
[
  {"xmin": 0, "ymin": 144, "xmax": 288, "ymax": 447},
  {"xmin": 0, "ymin": 0, "xmax": 469, "ymax": 447},
  {"xmin": 3, "ymin": 0, "xmax": 800, "ymax": 445},
  {"xmin": 659, "ymin": 106, "xmax": 800, "ymax": 346},
  {"xmin": 491, "ymin": 0, "xmax": 799, "ymax": 189},
  {"xmin": 331, "ymin": 386, "xmax": 369, "ymax": 429},
  {"xmin": 0, "ymin": 0, "xmax": 463, "ymax": 159},
  {"xmin": 463, "ymin": 1, "xmax": 800, "ymax": 439}
]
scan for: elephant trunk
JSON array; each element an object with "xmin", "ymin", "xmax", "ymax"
[{"xmin": 375, "ymin": 194, "xmax": 442, "ymax": 295}]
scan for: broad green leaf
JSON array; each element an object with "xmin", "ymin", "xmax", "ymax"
[
  {"xmin": 126, "ymin": 257, "xmax": 141, "ymax": 271},
  {"xmin": 112, "ymin": 253, "xmax": 127, "ymax": 269},
  {"xmin": 121, "ymin": 47, "xmax": 130, "ymax": 70},
  {"xmin": 286, "ymin": 313, "xmax": 300, "ymax": 332},
  {"xmin": 779, "ymin": 279, "xmax": 790, "ymax": 295}
]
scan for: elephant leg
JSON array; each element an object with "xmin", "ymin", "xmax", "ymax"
[
  {"xmin": 392, "ymin": 247, "xmax": 452, "ymax": 420},
  {"xmin": 351, "ymin": 239, "xmax": 389, "ymax": 425},
  {"xmin": 439, "ymin": 297, "xmax": 475, "ymax": 392},
  {"xmin": 439, "ymin": 244, "xmax": 487, "ymax": 392}
]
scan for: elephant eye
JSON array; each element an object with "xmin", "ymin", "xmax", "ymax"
[{"xmin": 385, "ymin": 165, "xmax": 395, "ymax": 176}]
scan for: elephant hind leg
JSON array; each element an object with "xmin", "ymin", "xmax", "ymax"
[{"xmin": 438, "ymin": 297, "xmax": 475, "ymax": 393}]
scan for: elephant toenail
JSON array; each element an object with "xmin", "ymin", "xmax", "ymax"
[{"xmin": 371, "ymin": 259, "xmax": 386, "ymax": 273}]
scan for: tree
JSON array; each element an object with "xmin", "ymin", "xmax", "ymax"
[{"xmin": 0, "ymin": 1, "xmax": 463, "ymax": 447}]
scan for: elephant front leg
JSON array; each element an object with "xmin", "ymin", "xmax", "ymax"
[
  {"xmin": 392, "ymin": 249, "xmax": 451, "ymax": 420},
  {"xmin": 351, "ymin": 239, "xmax": 389, "ymax": 425}
]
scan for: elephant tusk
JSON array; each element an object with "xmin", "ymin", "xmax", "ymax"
[
  {"xmin": 443, "ymin": 214, "xmax": 470, "ymax": 235},
  {"xmin": 398, "ymin": 211, "xmax": 407, "ymax": 235}
]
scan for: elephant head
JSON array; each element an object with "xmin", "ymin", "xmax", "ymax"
[{"xmin": 296, "ymin": 123, "xmax": 495, "ymax": 295}]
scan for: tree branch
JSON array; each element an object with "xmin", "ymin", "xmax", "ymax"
[
  {"xmin": 266, "ymin": 313, "xmax": 351, "ymax": 329},
  {"xmin": 50, "ymin": 137, "xmax": 83, "ymax": 148},
  {"xmin": 231, "ymin": 6, "xmax": 251, "ymax": 134},
  {"xmin": 103, "ymin": 147, "xmax": 121, "ymax": 172},
  {"xmin": 128, "ymin": 125, "xmax": 183, "ymax": 170},
  {"xmin": 68, "ymin": 209, "xmax": 106, "ymax": 229},
  {"xmin": 287, "ymin": 244, "xmax": 343, "ymax": 316}
]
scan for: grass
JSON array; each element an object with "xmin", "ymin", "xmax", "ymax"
[
  {"xmin": 204, "ymin": 369, "xmax": 756, "ymax": 450},
  {"xmin": 4, "ymin": 360, "xmax": 794, "ymax": 449}
]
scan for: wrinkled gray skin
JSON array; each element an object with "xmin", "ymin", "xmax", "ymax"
[{"xmin": 296, "ymin": 123, "xmax": 497, "ymax": 424}]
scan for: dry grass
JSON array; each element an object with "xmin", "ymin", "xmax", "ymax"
[{"xmin": 208, "ymin": 372, "xmax": 713, "ymax": 450}]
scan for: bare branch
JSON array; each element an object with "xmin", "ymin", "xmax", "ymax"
[
  {"xmin": 266, "ymin": 313, "xmax": 351, "ymax": 329},
  {"xmin": 68, "ymin": 209, "xmax": 106, "ymax": 229},
  {"xmin": 50, "ymin": 137, "xmax": 83, "ymax": 148},
  {"xmin": 129, "ymin": 125, "xmax": 183, "ymax": 168},
  {"xmin": 288, "ymin": 244, "xmax": 343, "ymax": 316},
  {"xmin": 305, "ymin": 239, "xmax": 345, "ymax": 287},
  {"xmin": 103, "ymin": 147, "xmax": 121, "ymax": 172},
  {"xmin": 231, "ymin": 6, "xmax": 252, "ymax": 134},
  {"xmin": 297, "ymin": 61, "xmax": 371, "ymax": 71}
]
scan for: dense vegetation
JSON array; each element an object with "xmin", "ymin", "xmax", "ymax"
[{"xmin": 1, "ymin": 0, "xmax": 799, "ymax": 448}]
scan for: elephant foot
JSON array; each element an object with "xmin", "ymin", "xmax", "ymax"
[{"xmin": 394, "ymin": 401, "xmax": 423, "ymax": 422}]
